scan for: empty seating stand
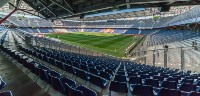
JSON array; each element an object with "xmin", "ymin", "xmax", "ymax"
[{"xmin": 3, "ymin": 31, "xmax": 200, "ymax": 96}]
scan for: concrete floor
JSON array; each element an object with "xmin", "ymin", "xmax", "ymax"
[{"xmin": 0, "ymin": 51, "xmax": 50, "ymax": 96}]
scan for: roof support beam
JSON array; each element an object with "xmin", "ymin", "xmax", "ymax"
[
  {"xmin": 16, "ymin": 0, "xmax": 23, "ymax": 8},
  {"xmin": 38, "ymin": 0, "xmax": 57, "ymax": 17},
  {"xmin": 38, "ymin": 3, "xmax": 54, "ymax": 12},
  {"xmin": 0, "ymin": 8, "xmax": 17, "ymax": 25},
  {"xmin": 63, "ymin": 0, "xmax": 74, "ymax": 10},
  {"xmin": 18, "ymin": 9, "xmax": 46, "ymax": 19},
  {"xmin": 50, "ymin": 0, "xmax": 74, "ymax": 14}
]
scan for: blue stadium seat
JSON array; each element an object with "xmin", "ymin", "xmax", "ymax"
[
  {"xmin": 70, "ymin": 87, "xmax": 84, "ymax": 96},
  {"xmin": 0, "ymin": 76, "xmax": 6, "ymax": 90},
  {"xmin": 89, "ymin": 74, "xmax": 108, "ymax": 88},
  {"xmin": 109, "ymin": 81, "xmax": 128, "ymax": 95},
  {"xmin": 127, "ymin": 72, "xmax": 138, "ymax": 77},
  {"xmin": 153, "ymin": 76, "xmax": 164, "ymax": 82},
  {"xmin": 76, "ymin": 85, "xmax": 97, "ymax": 96},
  {"xmin": 188, "ymin": 92, "xmax": 200, "ymax": 96},
  {"xmin": 63, "ymin": 83, "xmax": 72, "ymax": 96},
  {"xmin": 49, "ymin": 75, "xmax": 65, "ymax": 93},
  {"xmin": 181, "ymin": 79, "xmax": 194, "ymax": 84},
  {"xmin": 128, "ymin": 76, "xmax": 142, "ymax": 85},
  {"xmin": 167, "ymin": 77, "xmax": 179, "ymax": 83},
  {"xmin": 76, "ymin": 69, "xmax": 90, "ymax": 82},
  {"xmin": 130, "ymin": 84, "xmax": 154, "ymax": 96},
  {"xmin": 89, "ymin": 68, "xmax": 100, "ymax": 75},
  {"xmin": 61, "ymin": 77, "xmax": 76, "ymax": 87},
  {"xmin": 140, "ymin": 74, "xmax": 150, "ymax": 79},
  {"xmin": 100, "ymin": 71, "xmax": 112, "ymax": 80},
  {"xmin": 0, "ymin": 91, "xmax": 13, "ymax": 96},
  {"xmin": 56, "ymin": 61, "xmax": 65, "ymax": 70},
  {"xmin": 161, "ymin": 81, "xmax": 177, "ymax": 89},
  {"xmin": 114, "ymin": 75, "xmax": 127, "ymax": 82},
  {"xmin": 37, "ymin": 66, "xmax": 50, "ymax": 83},
  {"xmin": 157, "ymin": 88, "xmax": 181, "ymax": 96},
  {"xmin": 179, "ymin": 83, "xmax": 196, "ymax": 92},
  {"xmin": 145, "ymin": 79, "xmax": 159, "ymax": 87}
]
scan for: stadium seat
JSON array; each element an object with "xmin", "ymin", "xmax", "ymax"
[
  {"xmin": 109, "ymin": 81, "xmax": 128, "ymax": 95},
  {"xmin": 61, "ymin": 77, "xmax": 76, "ymax": 87},
  {"xmin": 153, "ymin": 76, "xmax": 164, "ymax": 82},
  {"xmin": 188, "ymin": 92, "xmax": 200, "ymax": 96},
  {"xmin": 37, "ymin": 66, "xmax": 50, "ymax": 83},
  {"xmin": 114, "ymin": 75, "xmax": 127, "ymax": 82},
  {"xmin": 145, "ymin": 79, "xmax": 159, "ymax": 87},
  {"xmin": 140, "ymin": 74, "xmax": 150, "ymax": 79},
  {"xmin": 127, "ymin": 72, "xmax": 138, "ymax": 77},
  {"xmin": 76, "ymin": 85, "xmax": 97, "ymax": 96},
  {"xmin": 100, "ymin": 71, "xmax": 112, "ymax": 80},
  {"xmin": 130, "ymin": 84, "xmax": 154, "ymax": 96},
  {"xmin": 128, "ymin": 76, "xmax": 142, "ymax": 84},
  {"xmin": 0, "ymin": 91, "xmax": 13, "ymax": 96},
  {"xmin": 63, "ymin": 83, "xmax": 72, "ymax": 96},
  {"xmin": 181, "ymin": 79, "xmax": 194, "ymax": 84},
  {"xmin": 179, "ymin": 83, "xmax": 196, "ymax": 92},
  {"xmin": 69, "ymin": 87, "xmax": 84, "ymax": 96},
  {"xmin": 0, "ymin": 76, "xmax": 6, "ymax": 90},
  {"xmin": 49, "ymin": 75, "xmax": 65, "ymax": 93},
  {"xmin": 56, "ymin": 61, "xmax": 65, "ymax": 70},
  {"xmin": 161, "ymin": 81, "xmax": 177, "ymax": 89},
  {"xmin": 167, "ymin": 77, "xmax": 179, "ymax": 83},
  {"xmin": 89, "ymin": 68, "xmax": 100, "ymax": 75},
  {"xmin": 76, "ymin": 69, "xmax": 90, "ymax": 82},
  {"xmin": 157, "ymin": 88, "xmax": 181, "ymax": 96},
  {"xmin": 89, "ymin": 74, "xmax": 108, "ymax": 88}
]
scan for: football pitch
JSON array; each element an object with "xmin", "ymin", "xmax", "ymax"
[{"xmin": 45, "ymin": 32, "xmax": 142, "ymax": 57}]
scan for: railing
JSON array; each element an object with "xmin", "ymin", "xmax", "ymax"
[
  {"xmin": 131, "ymin": 46, "xmax": 200, "ymax": 72},
  {"xmin": 31, "ymin": 36, "xmax": 122, "ymax": 60}
]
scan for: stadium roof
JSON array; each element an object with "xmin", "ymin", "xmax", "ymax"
[{"xmin": 0, "ymin": 0, "xmax": 199, "ymax": 21}]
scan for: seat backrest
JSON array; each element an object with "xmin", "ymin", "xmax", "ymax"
[
  {"xmin": 132, "ymin": 84, "xmax": 154, "ymax": 96},
  {"xmin": 129, "ymin": 76, "xmax": 142, "ymax": 84},
  {"xmin": 114, "ymin": 75, "xmax": 127, "ymax": 82},
  {"xmin": 0, "ymin": 91, "xmax": 13, "ymax": 96},
  {"xmin": 140, "ymin": 74, "xmax": 150, "ymax": 79},
  {"xmin": 100, "ymin": 71, "xmax": 112, "ymax": 80},
  {"xmin": 167, "ymin": 77, "xmax": 179, "ymax": 83},
  {"xmin": 161, "ymin": 81, "xmax": 177, "ymax": 89},
  {"xmin": 157, "ymin": 88, "xmax": 181, "ymax": 96},
  {"xmin": 153, "ymin": 76, "xmax": 164, "ymax": 81},
  {"xmin": 109, "ymin": 81, "xmax": 128, "ymax": 93},
  {"xmin": 188, "ymin": 92, "xmax": 200, "ymax": 96},
  {"xmin": 181, "ymin": 79, "xmax": 194, "ymax": 84},
  {"xmin": 61, "ymin": 77, "xmax": 76, "ymax": 87},
  {"xmin": 76, "ymin": 85, "xmax": 97, "ymax": 96},
  {"xmin": 70, "ymin": 87, "xmax": 84, "ymax": 96},
  {"xmin": 90, "ymin": 74, "xmax": 108, "ymax": 88},
  {"xmin": 145, "ymin": 79, "xmax": 159, "ymax": 87},
  {"xmin": 0, "ymin": 76, "xmax": 6, "ymax": 90},
  {"xmin": 50, "ymin": 76, "xmax": 65, "ymax": 93},
  {"xmin": 179, "ymin": 83, "xmax": 196, "ymax": 92}
]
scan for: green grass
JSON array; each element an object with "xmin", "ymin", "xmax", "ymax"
[{"xmin": 45, "ymin": 32, "xmax": 142, "ymax": 58}]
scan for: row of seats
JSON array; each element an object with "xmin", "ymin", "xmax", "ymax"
[
  {"xmin": 0, "ymin": 76, "xmax": 12, "ymax": 96},
  {"xmin": 10, "ymin": 31, "xmax": 98, "ymax": 96},
  {"xmin": 11, "ymin": 31, "xmax": 200, "ymax": 96},
  {"xmin": 19, "ymin": 46, "xmax": 120, "ymax": 90},
  {"xmin": 28, "ymin": 46, "xmax": 200, "ymax": 96},
  {"xmin": 108, "ymin": 61, "xmax": 200, "ymax": 96},
  {"xmin": 0, "ymin": 32, "xmax": 14, "ymax": 96},
  {"xmin": 0, "ymin": 45, "xmax": 97, "ymax": 96},
  {"xmin": 147, "ymin": 30, "xmax": 198, "ymax": 46}
]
